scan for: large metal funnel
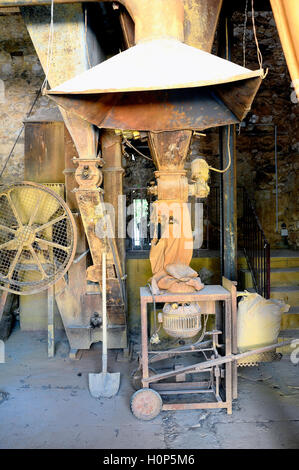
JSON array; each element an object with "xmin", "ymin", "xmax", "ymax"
[
  {"xmin": 49, "ymin": 39, "xmax": 262, "ymax": 95},
  {"xmin": 46, "ymin": 38, "xmax": 263, "ymax": 132},
  {"xmin": 45, "ymin": 0, "xmax": 263, "ymax": 132},
  {"xmin": 148, "ymin": 130, "xmax": 192, "ymax": 170}
]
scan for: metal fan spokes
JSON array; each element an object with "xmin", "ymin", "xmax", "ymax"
[
  {"xmin": 0, "ymin": 224, "xmax": 17, "ymax": 235},
  {"xmin": 35, "ymin": 237, "xmax": 71, "ymax": 252},
  {"xmin": 6, "ymin": 191, "xmax": 24, "ymax": 228},
  {"xmin": 33, "ymin": 213, "xmax": 67, "ymax": 234},
  {"xmin": 0, "ymin": 182, "xmax": 77, "ymax": 295}
]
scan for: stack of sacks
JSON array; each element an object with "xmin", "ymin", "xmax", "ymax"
[{"xmin": 151, "ymin": 263, "xmax": 204, "ymax": 294}]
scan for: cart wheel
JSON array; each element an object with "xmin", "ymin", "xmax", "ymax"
[
  {"xmin": 131, "ymin": 367, "xmax": 157, "ymax": 391},
  {"xmin": 130, "ymin": 388, "xmax": 162, "ymax": 421}
]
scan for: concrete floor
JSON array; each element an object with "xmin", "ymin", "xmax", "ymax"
[{"xmin": 0, "ymin": 326, "xmax": 299, "ymax": 449}]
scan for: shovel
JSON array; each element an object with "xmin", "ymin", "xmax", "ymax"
[{"xmin": 89, "ymin": 252, "xmax": 120, "ymax": 398}]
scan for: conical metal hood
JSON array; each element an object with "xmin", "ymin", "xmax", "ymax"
[
  {"xmin": 49, "ymin": 39, "xmax": 262, "ymax": 94},
  {"xmin": 46, "ymin": 38, "xmax": 263, "ymax": 132}
]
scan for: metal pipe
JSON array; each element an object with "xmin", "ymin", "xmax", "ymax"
[
  {"xmin": 102, "ymin": 251, "xmax": 107, "ymax": 374},
  {"xmin": 73, "ymin": 248, "xmax": 90, "ymax": 264},
  {"xmin": 122, "ymin": 0, "xmax": 184, "ymax": 43},
  {"xmin": 218, "ymin": 12, "xmax": 237, "ymax": 281},
  {"xmin": 143, "ymin": 338, "xmax": 295, "ymax": 384},
  {"xmin": 266, "ymin": 242, "xmax": 271, "ymax": 299},
  {"xmin": 219, "ymin": 128, "xmax": 224, "ymax": 277},
  {"xmin": 274, "ymin": 124, "xmax": 278, "ymax": 232}
]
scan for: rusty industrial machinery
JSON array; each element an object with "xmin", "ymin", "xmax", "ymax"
[
  {"xmin": 0, "ymin": 0, "xmax": 296, "ymax": 414},
  {"xmin": 42, "ymin": 0, "xmax": 263, "ymax": 414}
]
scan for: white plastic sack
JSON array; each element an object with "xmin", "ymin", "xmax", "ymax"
[{"xmin": 237, "ymin": 291, "xmax": 290, "ymax": 352}]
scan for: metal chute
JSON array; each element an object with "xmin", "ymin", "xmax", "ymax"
[
  {"xmin": 48, "ymin": 38, "xmax": 262, "ymax": 95},
  {"xmin": 46, "ymin": 38, "xmax": 263, "ymax": 132}
]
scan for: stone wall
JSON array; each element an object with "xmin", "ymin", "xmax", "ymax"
[
  {"xmin": 0, "ymin": 11, "xmax": 50, "ymax": 183},
  {"xmin": 232, "ymin": 10, "xmax": 299, "ymax": 249},
  {"xmin": 187, "ymin": 9, "xmax": 299, "ymax": 250}
]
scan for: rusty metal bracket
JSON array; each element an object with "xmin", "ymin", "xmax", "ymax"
[
  {"xmin": 72, "ymin": 155, "xmax": 124, "ymax": 306},
  {"xmin": 73, "ymin": 158, "xmax": 104, "ymax": 191}
]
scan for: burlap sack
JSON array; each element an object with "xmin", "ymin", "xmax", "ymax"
[
  {"xmin": 167, "ymin": 282, "xmax": 195, "ymax": 293},
  {"xmin": 166, "ymin": 263, "xmax": 198, "ymax": 280}
]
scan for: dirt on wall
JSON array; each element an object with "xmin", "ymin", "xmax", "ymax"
[
  {"xmin": 192, "ymin": 9, "xmax": 299, "ymax": 249},
  {"xmin": 232, "ymin": 9, "xmax": 299, "ymax": 249},
  {"xmin": 0, "ymin": 11, "xmax": 53, "ymax": 184}
]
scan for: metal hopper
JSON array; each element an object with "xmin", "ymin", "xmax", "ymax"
[
  {"xmin": 46, "ymin": 37, "xmax": 263, "ymax": 132},
  {"xmin": 46, "ymin": 0, "xmax": 264, "ymax": 133}
]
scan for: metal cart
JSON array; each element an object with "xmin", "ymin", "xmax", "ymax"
[{"xmin": 130, "ymin": 278, "xmax": 238, "ymax": 420}]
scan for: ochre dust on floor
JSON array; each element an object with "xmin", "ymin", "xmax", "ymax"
[{"xmin": 0, "ymin": 327, "xmax": 298, "ymax": 449}]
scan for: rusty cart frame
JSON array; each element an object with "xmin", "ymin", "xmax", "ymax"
[{"xmin": 136, "ymin": 277, "xmax": 238, "ymax": 415}]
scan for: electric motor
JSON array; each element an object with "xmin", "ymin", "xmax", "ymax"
[{"xmin": 162, "ymin": 302, "xmax": 201, "ymax": 338}]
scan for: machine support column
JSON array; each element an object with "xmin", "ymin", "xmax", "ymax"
[
  {"xmin": 220, "ymin": 125, "xmax": 237, "ymax": 281},
  {"xmin": 218, "ymin": 8, "xmax": 237, "ymax": 281}
]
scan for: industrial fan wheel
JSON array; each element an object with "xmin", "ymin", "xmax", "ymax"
[
  {"xmin": 130, "ymin": 388, "xmax": 162, "ymax": 420},
  {"xmin": 0, "ymin": 182, "xmax": 77, "ymax": 295}
]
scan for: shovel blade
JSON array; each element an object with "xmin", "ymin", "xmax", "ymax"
[{"xmin": 89, "ymin": 372, "xmax": 120, "ymax": 398}]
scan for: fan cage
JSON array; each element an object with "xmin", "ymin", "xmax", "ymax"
[
  {"xmin": 162, "ymin": 302, "xmax": 202, "ymax": 338},
  {"xmin": 0, "ymin": 182, "xmax": 77, "ymax": 295}
]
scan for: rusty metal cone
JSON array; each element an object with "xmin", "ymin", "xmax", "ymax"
[
  {"xmin": 46, "ymin": 39, "xmax": 264, "ymax": 132},
  {"xmin": 48, "ymin": 39, "xmax": 262, "ymax": 95}
]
